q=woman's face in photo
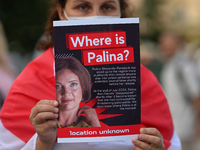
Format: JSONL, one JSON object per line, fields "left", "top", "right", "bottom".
{"left": 56, "top": 69, "right": 83, "bottom": 111}
{"left": 59, "top": 0, "right": 121, "bottom": 20}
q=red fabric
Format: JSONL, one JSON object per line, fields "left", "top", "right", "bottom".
{"left": 0, "top": 48, "right": 56, "bottom": 142}
{"left": 0, "top": 47, "right": 173, "bottom": 149}
{"left": 140, "top": 66, "right": 174, "bottom": 149}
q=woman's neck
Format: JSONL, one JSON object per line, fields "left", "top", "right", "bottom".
{"left": 58, "top": 109, "right": 79, "bottom": 127}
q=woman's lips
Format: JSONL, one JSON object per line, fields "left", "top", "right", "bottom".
{"left": 62, "top": 99, "right": 73, "bottom": 103}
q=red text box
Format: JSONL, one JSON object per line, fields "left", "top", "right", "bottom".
{"left": 67, "top": 31, "right": 127, "bottom": 50}
{"left": 57, "top": 124, "right": 141, "bottom": 138}
{"left": 82, "top": 47, "right": 134, "bottom": 66}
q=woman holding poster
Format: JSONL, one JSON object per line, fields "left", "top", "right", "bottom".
{"left": 55, "top": 57, "right": 100, "bottom": 128}
{"left": 0, "top": 0, "right": 181, "bottom": 150}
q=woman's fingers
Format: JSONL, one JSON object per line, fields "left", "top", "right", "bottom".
{"left": 29, "top": 100, "right": 59, "bottom": 130}
{"left": 30, "top": 100, "right": 58, "bottom": 120}
{"left": 34, "top": 112, "right": 58, "bottom": 124}
{"left": 139, "top": 134, "right": 162, "bottom": 146}
{"left": 139, "top": 128, "right": 164, "bottom": 147}
{"left": 29, "top": 100, "right": 59, "bottom": 145}
{"left": 132, "top": 128, "right": 165, "bottom": 150}
{"left": 77, "top": 105, "right": 91, "bottom": 116}
{"left": 140, "top": 128, "right": 163, "bottom": 139}
{"left": 132, "top": 138, "right": 163, "bottom": 150}
{"left": 36, "top": 119, "right": 58, "bottom": 133}
{"left": 132, "top": 138, "right": 152, "bottom": 150}
{"left": 78, "top": 105, "right": 100, "bottom": 127}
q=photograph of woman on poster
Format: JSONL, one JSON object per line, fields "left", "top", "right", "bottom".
{"left": 55, "top": 57, "right": 101, "bottom": 128}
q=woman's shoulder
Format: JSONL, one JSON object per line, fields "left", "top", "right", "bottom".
{"left": 140, "top": 64, "right": 158, "bottom": 83}
{"left": 140, "top": 64, "right": 163, "bottom": 92}
{"left": 140, "top": 64, "right": 164, "bottom": 100}
{"left": 16, "top": 47, "right": 54, "bottom": 81}
{"left": 79, "top": 119, "right": 90, "bottom": 127}
{"left": 9, "top": 47, "right": 56, "bottom": 101}
{"left": 74, "top": 117, "right": 90, "bottom": 128}
{"left": 27, "top": 47, "right": 54, "bottom": 71}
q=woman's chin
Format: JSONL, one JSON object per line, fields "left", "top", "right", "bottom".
{"left": 63, "top": 106, "right": 79, "bottom": 112}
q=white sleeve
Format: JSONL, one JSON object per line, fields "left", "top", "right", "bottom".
{"left": 168, "top": 129, "right": 182, "bottom": 150}
{"left": 20, "top": 133, "right": 37, "bottom": 150}
{"left": 0, "top": 119, "right": 37, "bottom": 150}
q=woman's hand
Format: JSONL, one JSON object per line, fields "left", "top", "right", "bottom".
{"left": 78, "top": 105, "right": 101, "bottom": 127}
{"left": 29, "top": 100, "right": 59, "bottom": 150}
{"left": 132, "top": 128, "right": 165, "bottom": 150}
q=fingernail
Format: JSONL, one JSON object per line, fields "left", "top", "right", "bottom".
{"left": 54, "top": 107, "right": 59, "bottom": 112}
{"left": 53, "top": 101, "right": 58, "bottom": 106}
{"left": 54, "top": 114, "right": 58, "bottom": 118}
{"left": 132, "top": 139, "right": 137, "bottom": 144}
{"left": 140, "top": 128, "right": 144, "bottom": 133}
{"left": 139, "top": 134, "right": 144, "bottom": 140}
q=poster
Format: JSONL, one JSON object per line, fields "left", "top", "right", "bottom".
{"left": 53, "top": 18, "right": 141, "bottom": 143}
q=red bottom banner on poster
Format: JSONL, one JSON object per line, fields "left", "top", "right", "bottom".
{"left": 57, "top": 124, "right": 141, "bottom": 143}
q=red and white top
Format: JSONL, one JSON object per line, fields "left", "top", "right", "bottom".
{"left": 0, "top": 47, "right": 181, "bottom": 150}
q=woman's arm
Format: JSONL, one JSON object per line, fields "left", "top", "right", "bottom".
{"left": 29, "top": 100, "right": 59, "bottom": 150}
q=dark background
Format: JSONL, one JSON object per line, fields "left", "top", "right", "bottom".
{"left": 0, "top": 0, "right": 49, "bottom": 55}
